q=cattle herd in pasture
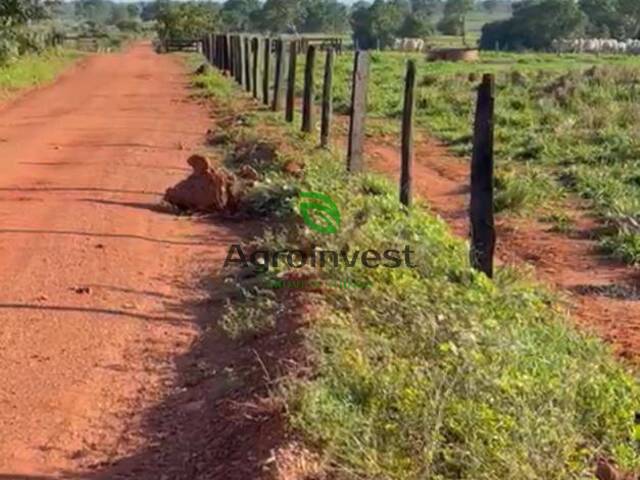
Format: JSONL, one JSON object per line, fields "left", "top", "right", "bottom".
{"left": 552, "top": 38, "right": 640, "bottom": 54}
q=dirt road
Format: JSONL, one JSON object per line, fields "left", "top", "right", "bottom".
{"left": 0, "top": 43, "right": 244, "bottom": 477}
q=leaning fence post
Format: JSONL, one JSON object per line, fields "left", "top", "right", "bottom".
{"left": 244, "top": 36, "right": 252, "bottom": 92}
{"left": 469, "top": 73, "right": 496, "bottom": 278}
{"left": 301, "top": 45, "right": 316, "bottom": 133}
{"left": 285, "top": 41, "right": 297, "bottom": 122}
{"left": 400, "top": 60, "right": 416, "bottom": 207}
{"left": 320, "top": 48, "right": 334, "bottom": 147}
{"left": 272, "top": 39, "right": 285, "bottom": 111}
{"left": 346, "top": 50, "right": 370, "bottom": 172}
{"left": 252, "top": 37, "right": 260, "bottom": 99}
{"left": 262, "top": 37, "right": 271, "bottom": 105}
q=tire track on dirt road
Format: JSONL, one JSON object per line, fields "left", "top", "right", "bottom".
{"left": 0, "top": 43, "right": 265, "bottom": 478}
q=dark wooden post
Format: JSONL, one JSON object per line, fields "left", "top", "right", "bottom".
{"left": 238, "top": 36, "right": 246, "bottom": 87}
{"left": 212, "top": 34, "right": 218, "bottom": 65}
{"left": 219, "top": 35, "right": 225, "bottom": 69}
{"left": 225, "top": 34, "right": 232, "bottom": 74}
{"left": 400, "top": 60, "right": 416, "bottom": 207}
{"left": 244, "top": 36, "right": 252, "bottom": 92}
{"left": 346, "top": 51, "right": 370, "bottom": 172}
{"left": 231, "top": 36, "right": 237, "bottom": 79}
{"left": 469, "top": 74, "right": 496, "bottom": 278}
{"left": 252, "top": 37, "right": 260, "bottom": 99}
{"left": 320, "top": 48, "right": 334, "bottom": 147}
{"left": 262, "top": 37, "right": 271, "bottom": 105}
{"left": 301, "top": 45, "right": 316, "bottom": 133}
{"left": 285, "top": 41, "right": 297, "bottom": 122}
{"left": 203, "top": 36, "right": 209, "bottom": 62}
{"left": 272, "top": 39, "right": 285, "bottom": 111}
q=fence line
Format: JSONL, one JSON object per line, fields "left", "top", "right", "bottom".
{"left": 198, "top": 33, "right": 497, "bottom": 278}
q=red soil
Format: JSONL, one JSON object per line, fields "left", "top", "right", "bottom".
{"left": 366, "top": 135, "right": 640, "bottom": 359}
{"left": 0, "top": 43, "right": 288, "bottom": 478}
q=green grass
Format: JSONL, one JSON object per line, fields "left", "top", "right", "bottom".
{"left": 193, "top": 66, "right": 640, "bottom": 480}
{"left": 0, "top": 49, "right": 81, "bottom": 100}
{"left": 282, "top": 49, "right": 640, "bottom": 263}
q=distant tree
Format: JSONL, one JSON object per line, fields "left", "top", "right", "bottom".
{"left": 299, "top": 0, "right": 349, "bottom": 33}
{"left": 1, "top": 0, "right": 50, "bottom": 26}
{"left": 369, "top": 0, "right": 407, "bottom": 48}
{"left": 74, "top": 0, "right": 112, "bottom": 25}
{"left": 350, "top": 1, "right": 375, "bottom": 48}
{"left": 257, "top": 0, "right": 303, "bottom": 32}
{"left": 617, "top": 0, "right": 640, "bottom": 38}
{"left": 579, "top": 0, "right": 625, "bottom": 38}
{"left": 480, "top": 0, "right": 585, "bottom": 50}
{"left": 155, "top": 1, "right": 220, "bottom": 41}
{"left": 141, "top": 1, "right": 161, "bottom": 22}
{"left": 410, "top": 0, "right": 441, "bottom": 16}
{"left": 481, "top": 0, "right": 499, "bottom": 14}
{"left": 397, "top": 14, "right": 433, "bottom": 37}
{"left": 437, "top": 0, "right": 473, "bottom": 43}
{"left": 221, "top": 0, "right": 260, "bottom": 31}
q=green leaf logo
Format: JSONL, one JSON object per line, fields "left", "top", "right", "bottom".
{"left": 299, "top": 191, "right": 341, "bottom": 235}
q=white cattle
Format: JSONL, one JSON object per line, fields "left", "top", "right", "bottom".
{"left": 553, "top": 38, "right": 640, "bottom": 55}
{"left": 393, "top": 37, "right": 426, "bottom": 52}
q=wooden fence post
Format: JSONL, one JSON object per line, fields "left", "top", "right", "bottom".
{"left": 244, "top": 36, "right": 252, "bottom": 92}
{"left": 262, "top": 37, "right": 271, "bottom": 105}
{"left": 469, "top": 73, "right": 496, "bottom": 278}
{"left": 216, "top": 34, "right": 222, "bottom": 68}
{"left": 320, "top": 48, "right": 334, "bottom": 147}
{"left": 272, "top": 39, "right": 285, "bottom": 111}
{"left": 400, "top": 60, "right": 416, "bottom": 207}
{"left": 301, "top": 45, "right": 316, "bottom": 133}
{"left": 346, "top": 50, "right": 370, "bottom": 172}
{"left": 225, "top": 34, "right": 232, "bottom": 74}
{"left": 252, "top": 37, "right": 260, "bottom": 99}
{"left": 229, "top": 35, "right": 236, "bottom": 80}
{"left": 285, "top": 41, "right": 297, "bottom": 122}
{"left": 238, "top": 36, "right": 246, "bottom": 87}
{"left": 214, "top": 33, "right": 218, "bottom": 66}
{"left": 203, "top": 36, "right": 209, "bottom": 62}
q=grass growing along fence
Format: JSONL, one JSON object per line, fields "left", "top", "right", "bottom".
{"left": 191, "top": 62, "right": 640, "bottom": 480}
{"left": 0, "top": 49, "right": 81, "bottom": 101}
{"left": 313, "top": 51, "right": 640, "bottom": 265}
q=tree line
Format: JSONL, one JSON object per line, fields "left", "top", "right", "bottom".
{"left": 480, "top": 0, "right": 640, "bottom": 50}
{"left": 154, "top": 0, "right": 509, "bottom": 46}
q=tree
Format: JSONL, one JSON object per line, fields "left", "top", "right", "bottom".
{"left": 299, "top": 0, "right": 349, "bottom": 33}
{"left": 350, "top": 1, "right": 375, "bottom": 49}
{"left": 221, "top": 0, "right": 260, "bottom": 31}
{"left": 257, "top": 0, "right": 304, "bottom": 33}
{"left": 579, "top": 0, "right": 626, "bottom": 38}
{"left": 397, "top": 14, "right": 434, "bottom": 37}
{"left": 410, "top": 0, "right": 441, "bottom": 16}
{"left": 155, "top": 1, "right": 220, "bottom": 42}
{"left": 369, "top": 0, "right": 407, "bottom": 48}
{"left": 480, "top": 0, "right": 585, "bottom": 51}
{"left": 437, "top": 0, "right": 473, "bottom": 43}
{"left": 481, "top": 0, "right": 499, "bottom": 14}
{"left": 1, "top": 0, "right": 49, "bottom": 26}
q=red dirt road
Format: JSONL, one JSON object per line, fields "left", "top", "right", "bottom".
{"left": 0, "top": 43, "right": 242, "bottom": 477}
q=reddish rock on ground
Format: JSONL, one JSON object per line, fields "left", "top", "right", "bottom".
{"left": 164, "top": 154, "right": 244, "bottom": 213}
